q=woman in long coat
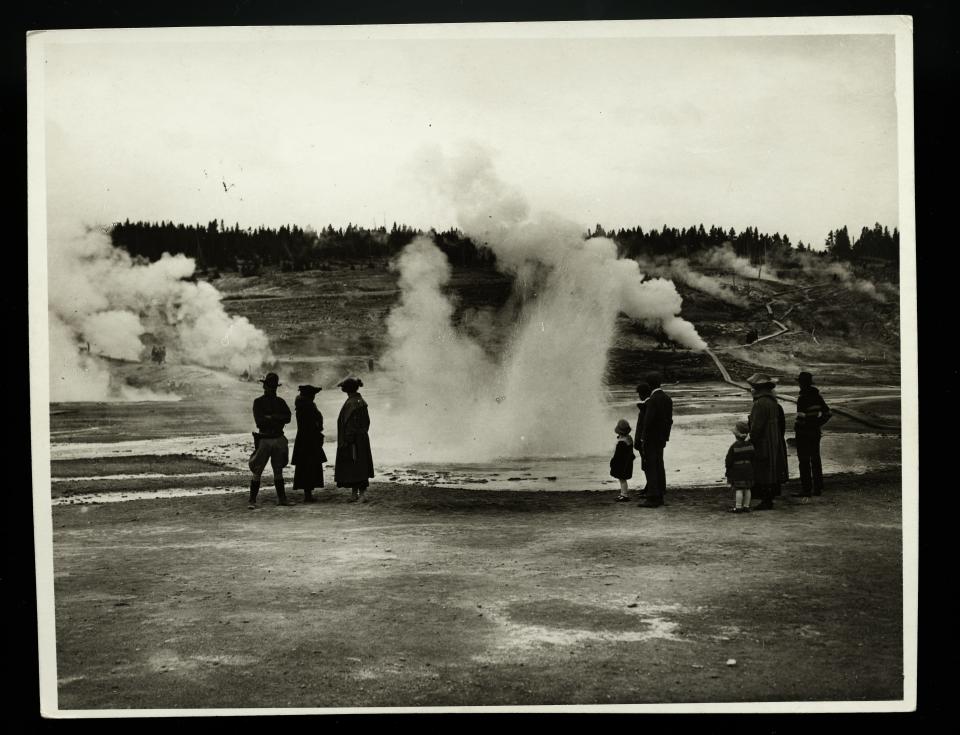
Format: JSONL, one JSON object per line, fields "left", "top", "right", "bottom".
{"left": 747, "top": 373, "right": 788, "bottom": 510}
{"left": 292, "top": 385, "right": 327, "bottom": 503}
{"left": 334, "top": 377, "right": 375, "bottom": 502}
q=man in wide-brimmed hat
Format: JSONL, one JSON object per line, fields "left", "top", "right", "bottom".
{"left": 792, "top": 371, "right": 832, "bottom": 497}
{"left": 292, "top": 384, "right": 326, "bottom": 503}
{"left": 248, "top": 372, "right": 294, "bottom": 508}
{"left": 746, "top": 373, "right": 788, "bottom": 510}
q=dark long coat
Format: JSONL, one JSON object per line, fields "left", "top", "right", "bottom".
{"left": 749, "top": 390, "right": 789, "bottom": 487}
{"left": 636, "top": 400, "right": 648, "bottom": 470}
{"left": 641, "top": 390, "right": 673, "bottom": 447}
{"left": 609, "top": 435, "right": 636, "bottom": 480}
{"left": 334, "top": 393, "right": 375, "bottom": 488}
{"left": 725, "top": 438, "right": 756, "bottom": 488}
{"left": 292, "top": 395, "right": 327, "bottom": 490}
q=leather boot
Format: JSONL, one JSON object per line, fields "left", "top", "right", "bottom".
{"left": 275, "top": 477, "right": 295, "bottom": 506}
{"left": 303, "top": 488, "right": 315, "bottom": 503}
{"left": 248, "top": 479, "right": 260, "bottom": 509}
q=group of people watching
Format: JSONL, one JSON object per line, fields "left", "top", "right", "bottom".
{"left": 610, "top": 370, "right": 831, "bottom": 512}
{"left": 247, "top": 367, "right": 830, "bottom": 512}
{"left": 247, "top": 372, "right": 374, "bottom": 509}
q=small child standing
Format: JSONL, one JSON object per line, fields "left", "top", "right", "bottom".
{"left": 725, "top": 419, "right": 755, "bottom": 513}
{"left": 610, "top": 419, "right": 636, "bottom": 502}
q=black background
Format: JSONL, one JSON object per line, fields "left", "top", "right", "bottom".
{"left": 8, "top": 0, "right": 945, "bottom": 730}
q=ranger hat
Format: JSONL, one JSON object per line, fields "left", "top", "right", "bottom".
{"left": 745, "top": 373, "right": 778, "bottom": 387}
{"left": 259, "top": 372, "right": 281, "bottom": 387}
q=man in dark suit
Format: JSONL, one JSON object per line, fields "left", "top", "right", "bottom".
{"left": 638, "top": 372, "right": 673, "bottom": 508}
{"left": 792, "top": 371, "right": 832, "bottom": 497}
{"left": 634, "top": 382, "right": 651, "bottom": 497}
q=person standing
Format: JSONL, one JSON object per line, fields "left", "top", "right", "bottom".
{"left": 725, "top": 419, "right": 755, "bottom": 513}
{"left": 248, "top": 372, "right": 293, "bottom": 509}
{"left": 334, "top": 377, "right": 375, "bottom": 502}
{"left": 638, "top": 373, "right": 672, "bottom": 508}
{"left": 292, "top": 385, "right": 327, "bottom": 503}
{"left": 792, "top": 371, "right": 832, "bottom": 497}
{"left": 611, "top": 419, "right": 636, "bottom": 502}
{"left": 746, "top": 373, "right": 786, "bottom": 511}
{"left": 634, "top": 382, "right": 651, "bottom": 497}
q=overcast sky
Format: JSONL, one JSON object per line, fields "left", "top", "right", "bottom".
{"left": 38, "top": 25, "right": 901, "bottom": 248}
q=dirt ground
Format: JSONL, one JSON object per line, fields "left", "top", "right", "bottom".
{"left": 51, "top": 468, "right": 903, "bottom": 710}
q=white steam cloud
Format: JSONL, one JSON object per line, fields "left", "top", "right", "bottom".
{"left": 820, "top": 260, "right": 893, "bottom": 303}
{"left": 48, "top": 224, "right": 273, "bottom": 402}
{"left": 699, "top": 243, "right": 897, "bottom": 303}
{"left": 702, "top": 242, "right": 781, "bottom": 282}
{"left": 378, "top": 145, "right": 705, "bottom": 460}
{"left": 636, "top": 255, "right": 748, "bottom": 307}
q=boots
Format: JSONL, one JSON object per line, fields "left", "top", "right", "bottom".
{"left": 275, "top": 477, "right": 295, "bottom": 506}
{"left": 303, "top": 488, "right": 316, "bottom": 503}
{"left": 248, "top": 479, "right": 260, "bottom": 509}
{"left": 348, "top": 488, "right": 359, "bottom": 503}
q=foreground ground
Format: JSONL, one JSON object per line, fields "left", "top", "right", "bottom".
{"left": 51, "top": 468, "right": 903, "bottom": 710}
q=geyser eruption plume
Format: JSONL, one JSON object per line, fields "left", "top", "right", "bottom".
{"left": 430, "top": 144, "right": 706, "bottom": 352}
{"left": 378, "top": 145, "right": 705, "bottom": 461}
{"left": 48, "top": 224, "right": 273, "bottom": 402}
{"left": 382, "top": 235, "right": 497, "bottom": 446}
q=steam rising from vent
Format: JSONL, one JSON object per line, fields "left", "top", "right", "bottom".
{"left": 48, "top": 225, "right": 273, "bottom": 402}
{"left": 818, "top": 260, "right": 895, "bottom": 303}
{"left": 703, "top": 242, "right": 781, "bottom": 282}
{"left": 636, "top": 255, "right": 748, "bottom": 307}
{"left": 378, "top": 146, "right": 705, "bottom": 460}
{"left": 695, "top": 242, "right": 897, "bottom": 303}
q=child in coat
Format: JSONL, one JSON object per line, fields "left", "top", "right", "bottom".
{"left": 610, "top": 419, "right": 636, "bottom": 502}
{"left": 725, "top": 419, "right": 755, "bottom": 513}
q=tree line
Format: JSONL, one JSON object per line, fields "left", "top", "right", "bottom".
{"left": 109, "top": 218, "right": 899, "bottom": 274}
{"left": 824, "top": 224, "right": 900, "bottom": 263}
{"left": 109, "top": 219, "right": 496, "bottom": 274}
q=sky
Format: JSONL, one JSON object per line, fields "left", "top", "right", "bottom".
{"left": 37, "top": 24, "right": 901, "bottom": 249}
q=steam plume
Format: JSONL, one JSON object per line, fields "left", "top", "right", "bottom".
{"left": 820, "top": 260, "right": 891, "bottom": 303}
{"left": 48, "top": 224, "right": 273, "bottom": 402}
{"left": 702, "top": 242, "right": 781, "bottom": 282}
{"left": 636, "top": 255, "right": 748, "bottom": 307}
{"left": 378, "top": 145, "right": 705, "bottom": 460}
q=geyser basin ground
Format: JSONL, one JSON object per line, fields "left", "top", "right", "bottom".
{"left": 48, "top": 381, "right": 901, "bottom": 502}
{"left": 50, "top": 469, "right": 902, "bottom": 708}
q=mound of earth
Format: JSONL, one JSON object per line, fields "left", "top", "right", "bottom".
{"left": 108, "top": 360, "right": 254, "bottom": 399}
